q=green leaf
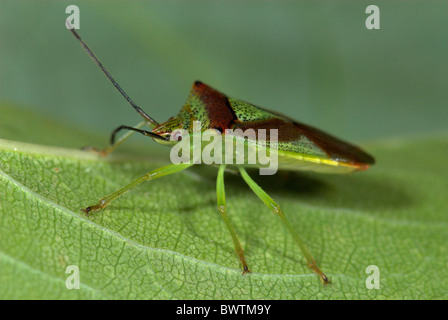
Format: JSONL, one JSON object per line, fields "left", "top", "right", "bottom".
{"left": 1, "top": 103, "right": 447, "bottom": 299}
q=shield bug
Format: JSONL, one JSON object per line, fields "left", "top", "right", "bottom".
{"left": 68, "top": 26, "right": 374, "bottom": 284}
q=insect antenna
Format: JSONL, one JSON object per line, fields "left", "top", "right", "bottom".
{"left": 66, "top": 22, "right": 160, "bottom": 128}
{"left": 110, "top": 125, "right": 169, "bottom": 143}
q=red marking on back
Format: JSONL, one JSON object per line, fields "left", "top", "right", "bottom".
{"left": 295, "top": 121, "right": 375, "bottom": 166}
{"left": 189, "top": 81, "right": 374, "bottom": 167}
{"left": 234, "top": 118, "right": 375, "bottom": 166}
{"left": 192, "top": 81, "right": 237, "bottom": 131}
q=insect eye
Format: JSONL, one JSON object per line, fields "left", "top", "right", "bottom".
{"left": 171, "top": 130, "right": 183, "bottom": 141}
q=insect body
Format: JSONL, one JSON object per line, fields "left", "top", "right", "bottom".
{"left": 152, "top": 81, "right": 374, "bottom": 174}
{"left": 69, "top": 27, "right": 374, "bottom": 284}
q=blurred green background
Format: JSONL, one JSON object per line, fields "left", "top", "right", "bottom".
{"left": 0, "top": 0, "right": 447, "bottom": 147}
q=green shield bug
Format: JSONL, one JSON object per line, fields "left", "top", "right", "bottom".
{"left": 68, "top": 26, "right": 374, "bottom": 285}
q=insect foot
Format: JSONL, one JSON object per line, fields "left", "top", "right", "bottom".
{"left": 304, "top": 258, "right": 330, "bottom": 285}
{"left": 81, "top": 146, "right": 109, "bottom": 157}
{"left": 242, "top": 266, "right": 251, "bottom": 275}
{"left": 81, "top": 199, "right": 107, "bottom": 216}
{"left": 321, "top": 273, "right": 330, "bottom": 285}
{"left": 309, "top": 264, "right": 330, "bottom": 285}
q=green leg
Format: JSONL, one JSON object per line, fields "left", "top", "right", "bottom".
{"left": 238, "top": 167, "right": 329, "bottom": 284}
{"left": 83, "top": 120, "right": 148, "bottom": 157}
{"left": 82, "top": 163, "right": 193, "bottom": 215}
{"left": 217, "top": 165, "right": 250, "bottom": 274}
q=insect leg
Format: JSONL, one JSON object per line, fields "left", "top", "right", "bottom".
{"left": 83, "top": 120, "right": 149, "bottom": 157}
{"left": 238, "top": 167, "right": 329, "bottom": 284}
{"left": 217, "top": 165, "right": 250, "bottom": 274}
{"left": 216, "top": 164, "right": 250, "bottom": 274}
{"left": 82, "top": 163, "right": 193, "bottom": 215}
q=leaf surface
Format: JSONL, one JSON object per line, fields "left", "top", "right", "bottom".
{"left": 1, "top": 103, "right": 447, "bottom": 299}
